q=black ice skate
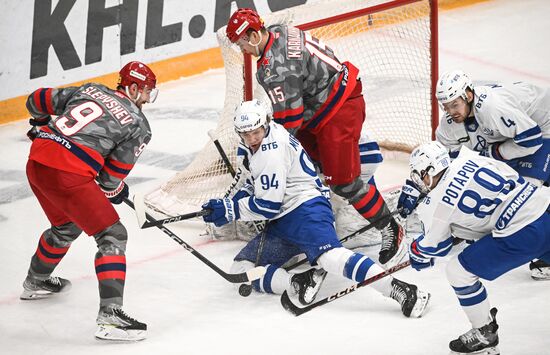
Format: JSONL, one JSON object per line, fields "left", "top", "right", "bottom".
{"left": 389, "top": 278, "right": 430, "bottom": 318}
{"left": 379, "top": 218, "right": 405, "bottom": 265}
{"left": 529, "top": 259, "right": 550, "bottom": 281}
{"left": 291, "top": 268, "right": 327, "bottom": 305}
{"left": 449, "top": 308, "right": 499, "bottom": 355}
{"left": 20, "top": 276, "right": 72, "bottom": 300}
{"left": 95, "top": 305, "right": 147, "bottom": 341}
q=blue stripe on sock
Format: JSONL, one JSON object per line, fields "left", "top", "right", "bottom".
{"left": 354, "top": 257, "right": 375, "bottom": 282}
{"left": 344, "top": 253, "right": 375, "bottom": 281}
{"left": 262, "top": 264, "right": 279, "bottom": 294}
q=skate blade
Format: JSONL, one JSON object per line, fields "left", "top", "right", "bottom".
{"left": 20, "top": 288, "right": 69, "bottom": 300}
{"left": 449, "top": 346, "right": 499, "bottom": 355}
{"left": 95, "top": 325, "right": 146, "bottom": 341}
{"left": 382, "top": 241, "right": 408, "bottom": 269}
{"left": 409, "top": 291, "right": 431, "bottom": 318}
{"left": 20, "top": 290, "right": 53, "bottom": 300}
{"left": 531, "top": 271, "right": 550, "bottom": 281}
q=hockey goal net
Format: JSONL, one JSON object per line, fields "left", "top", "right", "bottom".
{"left": 145, "top": 0, "right": 438, "bottom": 217}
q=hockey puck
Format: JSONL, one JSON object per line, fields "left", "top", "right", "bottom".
{"left": 238, "top": 283, "right": 252, "bottom": 297}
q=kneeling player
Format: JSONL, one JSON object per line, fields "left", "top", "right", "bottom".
{"left": 201, "top": 100, "right": 430, "bottom": 317}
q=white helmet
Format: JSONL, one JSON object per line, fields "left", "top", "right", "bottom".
{"left": 409, "top": 141, "right": 450, "bottom": 193}
{"left": 435, "top": 70, "right": 473, "bottom": 104}
{"left": 234, "top": 99, "right": 269, "bottom": 133}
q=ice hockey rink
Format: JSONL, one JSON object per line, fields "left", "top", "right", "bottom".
{"left": 1, "top": 0, "right": 549, "bottom": 354}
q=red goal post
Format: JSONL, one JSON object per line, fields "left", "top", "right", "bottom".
{"left": 144, "top": 0, "right": 439, "bottom": 216}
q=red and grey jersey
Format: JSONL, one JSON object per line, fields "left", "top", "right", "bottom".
{"left": 256, "top": 25, "right": 360, "bottom": 135}
{"left": 26, "top": 83, "right": 151, "bottom": 190}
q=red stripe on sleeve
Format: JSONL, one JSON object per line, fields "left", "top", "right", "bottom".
{"left": 44, "top": 88, "right": 54, "bottom": 114}
{"left": 273, "top": 106, "right": 304, "bottom": 119}
{"left": 33, "top": 90, "right": 45, "bottom": 113}
{"left": 283, "top": 119, "right": 304, "bottom": 129}
{"left": 107, "top": 158, "right": 134, "bottom": 171}
{"left": 103, "top": 165, "right": 128, "bottom": 180}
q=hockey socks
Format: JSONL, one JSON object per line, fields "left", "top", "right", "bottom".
{"left": 95, "top": 254, "right": 126, "bottom": 307}
{"left": 351, "top": 184, "right": 390, "bottom": 227}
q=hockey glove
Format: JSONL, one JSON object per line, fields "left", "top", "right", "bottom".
{"left": 397, "top": 179, "right": 422, "bottom": 218}
{"left": 27, "top": 127, "right": 39, "bottom": 141}
{"left": 29, "top": 115, "right": 51, "bottom": 127}
{"left": 409, "top": 239, "right": 434, "bottom": 271}
{"left": 202, "top": 198, "right": 240, "bottom": 227}
{"left": 479, "top": 143, "right": 504, "bottom": 161}
{"left": 100, "top": 181, "right": 129, "bottom": 205}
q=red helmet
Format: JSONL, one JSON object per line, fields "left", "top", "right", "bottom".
{"left": 226, "top": 8, "right": 264, "bottom": 43}
{"left": 118, "top": 61, "right": 157, "bottom": 90}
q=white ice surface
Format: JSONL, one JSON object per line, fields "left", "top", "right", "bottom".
{"left": 1, "top": 1, "right": 549, "bottom": 354}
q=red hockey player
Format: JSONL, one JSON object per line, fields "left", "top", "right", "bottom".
{"left": 21, "top": 61, "right": 157, "bottom": 341}
{"left": 226, "top": 8, "right": 404, "bottom": 264}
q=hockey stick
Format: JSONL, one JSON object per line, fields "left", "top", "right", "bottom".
{"left": 208, "top": 129, "right": 267, "bottom": 296}
{"left": 208, "top": 130, "right": 236, "bottom": 176}
{"left": 133, "top": 193, "right": 211, "bottom": 228}
{"left": 281, "top": 260, "right": 411, "bottom": 316}
{"left": 124, "top": 197, "right": 266, "bottom": 283}
{"left": 207, "top": 129, "right": 265, "bottom": 242}
{"left": 284, "top": 208, "right": 402, "bottom": 272}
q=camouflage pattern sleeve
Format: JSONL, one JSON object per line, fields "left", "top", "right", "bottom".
{"left": 96, "top": 116, "right": 152, "bottom": 190}
{"left": 26, "top": 87, "right": 81, "bottom": 119}
{"left": 257, "top": 25, "right": 351, "bottom": 136}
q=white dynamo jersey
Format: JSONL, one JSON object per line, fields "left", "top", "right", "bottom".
{"left": 416, "top": 147, "right": 550, "bottom": 249}
{"left": 436, "top": 82, "right": 550, "bottom": 159}
{"left": 235, "top": 122, "right": 327, "bottom": 221}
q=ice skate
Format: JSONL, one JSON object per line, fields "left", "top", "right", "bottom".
{"left": 291, "top": 268, "right": 327, "bottom": 305}
{"left": 449, "top": 308, "right": 499, "bottom": 355}
{"left": 379, "top": 218, "right": 405, "bottom": 265}
{"left": 529, "top": 259, "right": 550, "bottom": 281}
{"left": 95, "top": 305, "right": 147, "bottom": 341}
{"left": 390, "top": 278, "right": 430, "bottom": 318}
{"left": 20, "top": 276, "right": 72, "bottom": 300}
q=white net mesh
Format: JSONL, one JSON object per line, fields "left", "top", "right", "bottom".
{"left": 145, "top": 0, "right": 435, "bottom": 216}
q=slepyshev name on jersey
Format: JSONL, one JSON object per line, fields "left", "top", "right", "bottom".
{"left": 81, "top": 86, "right": 133, "bottom": 125}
